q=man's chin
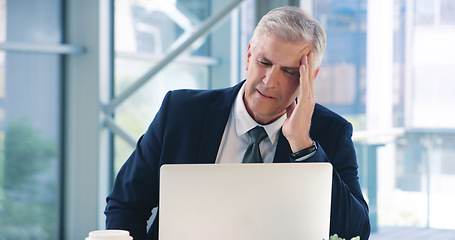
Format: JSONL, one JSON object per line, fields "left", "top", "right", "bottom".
{"left": 250, "top": 109, "right": 285, "bottom": 125}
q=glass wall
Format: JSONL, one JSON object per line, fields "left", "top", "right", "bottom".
{"left": 314, "top": 0, "right": 367, "bottom": 129}
{"left": 112, "top": 0, "right": 235, "bottom": 175}
{"left": 314, "top": 0, "right": 455, "bottom": 232}
{"left": 0, "top": 0, "right": 62, "bottom": 239}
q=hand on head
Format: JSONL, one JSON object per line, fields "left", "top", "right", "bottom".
{"left": 282, "top": 52, "right": 319, "bottom": 152}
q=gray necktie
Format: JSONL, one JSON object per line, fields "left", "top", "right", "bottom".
{"left": 242, "top": 126, "right": 268, "bottom": 163}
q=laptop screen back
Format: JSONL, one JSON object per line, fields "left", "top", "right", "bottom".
{"left": 159, "top": 163, "right": 332, "bottom": 240}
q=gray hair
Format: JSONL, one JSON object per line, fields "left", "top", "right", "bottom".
{"left": 250, "top": 6, "right": 326, "bottom": 68}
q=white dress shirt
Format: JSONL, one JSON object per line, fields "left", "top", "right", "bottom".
{"left": 216, "top": 84, "right": 286, "bottom": 164}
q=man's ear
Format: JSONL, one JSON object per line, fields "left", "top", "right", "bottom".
{"left": 245, "top": 42, "right": 252, "bottom": 71}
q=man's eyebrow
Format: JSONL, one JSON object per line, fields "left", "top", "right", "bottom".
{"left": 282, "top": 66, "right": 300, "bottom": 72}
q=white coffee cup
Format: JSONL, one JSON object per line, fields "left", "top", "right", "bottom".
{"left": 85, "top": 230, "right": 133, "bottom": 240}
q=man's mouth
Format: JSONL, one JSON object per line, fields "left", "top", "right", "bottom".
{"left": 257, "top": 89, "right": 274, "bottom": 99}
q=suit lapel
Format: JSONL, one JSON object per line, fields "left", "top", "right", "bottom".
{"left": 197, "top": 82, "right": 244, "bottom": 163}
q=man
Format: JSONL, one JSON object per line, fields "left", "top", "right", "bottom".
{"left": 105, "top": 6, "right": 370, "bottom": 240}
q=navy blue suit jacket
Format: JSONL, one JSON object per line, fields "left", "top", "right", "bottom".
{"left": 105, "top": 81, "right": 370, "bottom": 240}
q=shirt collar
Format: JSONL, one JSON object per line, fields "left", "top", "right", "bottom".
{"left": 233, "top": 83, "right": 286, "bottom": 144}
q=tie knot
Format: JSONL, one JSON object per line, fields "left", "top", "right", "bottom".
{"left": 247, "top": 126, "right": 267, "bottom": 144}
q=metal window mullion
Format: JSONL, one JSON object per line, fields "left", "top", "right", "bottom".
{"left": 103, "top": 117, "right": 137, "bottom": 147}
{"left": 116, "top": 51, "right": 219, "bottom": 66}
{"left": 0, "top": 42, "right": 84, "bottom": 54}
{"left": 102, "top": 0, "right": 245, "bottom": 115}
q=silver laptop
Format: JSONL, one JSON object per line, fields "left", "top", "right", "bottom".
{"left": 159, "top": 163, "right": 332, "bottom": 240}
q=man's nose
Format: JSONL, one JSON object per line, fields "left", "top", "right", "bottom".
{"left": 263, "top": 67, "right": 280, "bottom": 87}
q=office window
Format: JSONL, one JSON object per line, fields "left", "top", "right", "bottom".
{"left": 441, "top": 0, "right": 455, "bottom": 25}
{"left": 414, "top": 0, "right": 434, "bottom": 25}
{"left": 314, "top": 0, "right": 368, "bottom": 129}
{"left": 112, "top": 0, "right": 230, "bottom": 175}
{"left": 392, "top": 0, "right": 406, "bottom": 127}
{"left": 0, "top": 0, "right": 62, "bottom": 239}
{"left": 314, "top": 0, "right": 455, "bottom": 233}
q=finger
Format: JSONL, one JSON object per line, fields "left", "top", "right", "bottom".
{"left": 300, "top": 55, "right": 310, "bottom": 84}
{"left": 307, "top": 52, "right": 317, "bottom": 99}
{"left": 299, "top": 54, "right": 308, "bottom": 80}
{"left": 307, "top": 52, "right": 316, "bottom": 90}
{"left": 300, "top": 54, "right": 311, "bottom": 97}
{"left": 307, "top": 52, "right": 314, "bottom": 76}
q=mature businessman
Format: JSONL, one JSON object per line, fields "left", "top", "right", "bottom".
{"left": 105, "top": 6, "right": 370, "bottom": 240}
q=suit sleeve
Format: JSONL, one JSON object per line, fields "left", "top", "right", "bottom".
{"left": 299, "top": 122, "right": 370, "bottom": 240}
{"left": 104, "top": 91, "right": 172, "bottom": 240}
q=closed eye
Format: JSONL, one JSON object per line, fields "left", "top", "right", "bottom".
{"left": 283, "top": 68, "right": 299, "bottom": 75}
{"left": 258, "top": 60, "right": 272, "bottom": 66}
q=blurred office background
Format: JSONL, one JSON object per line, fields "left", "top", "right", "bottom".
{"left": 0, "top": 0, "right": 454, "bottom": 239}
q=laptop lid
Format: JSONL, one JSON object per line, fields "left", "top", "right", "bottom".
{"left": 159, "top": 163, "right": 332, "bottom": 240}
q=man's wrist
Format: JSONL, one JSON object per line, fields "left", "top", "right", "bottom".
{"left": 290, "top": 141, "right": 317, "bottom": 160}
{"left": 288, "top": 136, "right": 314, "bottom": 153}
